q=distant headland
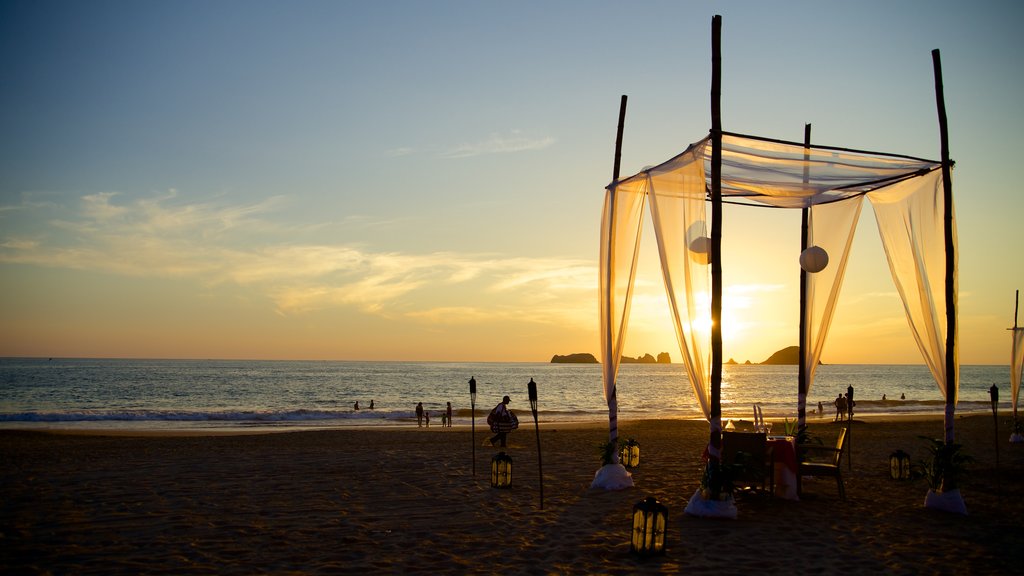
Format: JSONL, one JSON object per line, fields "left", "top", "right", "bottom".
{"left": 552, "top": 346, "right": 808, "bottom": 365}
{"left": 550, "top": 352, "right": 672, "bottom": 364}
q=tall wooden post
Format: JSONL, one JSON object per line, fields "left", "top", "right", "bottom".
{"left": 709, "top": 14, "right": 724, "bottom": 483}
{"left": 798, "top": 123, "right": 811, "bottom": 433}
{"left": 606, "top": 94, "right": 628, "bottom": 458}
{"left": 932, "top": 48, "right": 957, "bottom": 446}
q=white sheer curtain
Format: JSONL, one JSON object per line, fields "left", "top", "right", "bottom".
{"left": 1012, "top": 327, "right": 1024, "bottom": 418}
{"left": 599, "top": 181, "right": 647, "bottom": 456}
{"left": 799, "top": 197, "right": 864, "bottom": 427}
{"left": 646, "top": 143, "right": 713, "bottom": 419}
{"left": 868, "top": 170, "right": 958, "bottom": 435}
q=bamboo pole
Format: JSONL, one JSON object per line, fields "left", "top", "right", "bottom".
{"left": 709, "top": 14, "right": 724, "bottom": 481}
{"left": 932, "top": 48, "right": 957, "bottom": 446}
{"left": 798, "top": 123, "right": 811, "bottom": 433}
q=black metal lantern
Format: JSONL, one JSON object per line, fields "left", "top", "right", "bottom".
{"left": 620, "top": 438, "right": 641, "bottom": 469}
{"left": 491, "top": 451, "right": 512, "bottom": 488}
{"left": 889, "top": 449, "right": 911, "bottom": 480}
{"left": 630, "top": 496, "right": 668, "bottom": 556}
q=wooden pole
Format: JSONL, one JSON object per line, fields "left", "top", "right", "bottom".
{"left": 709, "top": 14, "right": 724, "bottom": 487}
{"left": 932, "top": 48, "right": 957, "bottom": 446}
{"left": 606, "top": 94, "right": 627, "bottom": 457}
{"left": 798, "top": 123, "right": 811, "bottom": 433}
{"left": 469, "top": 376, "right": 477, "bottom": 476}
{"left": 528, "top": 378, "right": 543, "bottom": 509}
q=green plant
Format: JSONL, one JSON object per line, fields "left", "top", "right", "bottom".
{"left": 699, "top": 459, "right": 737, "bottom": 501}
{"left": 919, "top": 437, "right": 973, "bottom": 492}
{"left": 598, "top": 440, "right": 617, "bottom": 466}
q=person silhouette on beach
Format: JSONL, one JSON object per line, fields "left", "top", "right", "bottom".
{"left": 882, "top": 394, "right": 886, "bottom": 401}
{"left": 425, "top": 411, "right": 430, "bottom": 427}
{"left": 416, "top": 402, "right": 424, "bottom": 427}
{"left": 488, "top": 395, "right": 517, "bottom": 447}
{"left": 369, "top": 399, "right": 374, "bottom": 409}
{"left": 834, "top": 394, "right": 847, "bottom": 422}
{"left": 818, "top": 400, "right": 824, "bottom": 417}
{"left": 900, "top": 393, "right": 905, "bottom": 400}
{"left": 354, "top": 401, "right": 359, "bottom": 410}
{"left": 446, "top": 401, "right": 453, "bottom": 428}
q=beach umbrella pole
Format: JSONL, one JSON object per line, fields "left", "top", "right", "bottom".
{"left": 528, "top": 378, "right": 544, "bottom": 509}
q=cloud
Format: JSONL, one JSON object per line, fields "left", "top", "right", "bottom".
{"left": 439, "top": 129, "right": 555, "bottom": 159}
{"left": 0, "top": 191, "right": 597, "bottom": 326}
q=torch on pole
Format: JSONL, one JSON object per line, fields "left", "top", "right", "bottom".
{"left": 846, "top": 385, "right": 855, "bottom": 472}
{"left": 990, "top": 384, "right": 1000, "bottom": 500}
{"left": 469, "top": 376, "right": 477, "bottom": 476}
{"left": 528, "top": 378, "right": 543, "bottom": 510}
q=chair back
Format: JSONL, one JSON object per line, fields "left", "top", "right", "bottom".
{"left": 831, "top": 428, "right": 847, "bottom": 466}
{"left": 722, "top": 431, "right": 768, "bottom": 464}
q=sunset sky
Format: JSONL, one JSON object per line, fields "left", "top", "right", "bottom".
{"left": 2, "top": 1, "right": 1022, "bottom": 364}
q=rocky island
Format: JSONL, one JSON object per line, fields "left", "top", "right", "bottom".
{"left": 550, "top": 352, "right": 672, "bottom": 364}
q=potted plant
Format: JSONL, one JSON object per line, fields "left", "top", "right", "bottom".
{"left": 684, "top": 458, "right": 738, "bottom": 519}
{"left": 920, "top": 437, "right": 972, "bottom": 514}
{"left": 588, "top": 439, "right": 633, "bottom": 490}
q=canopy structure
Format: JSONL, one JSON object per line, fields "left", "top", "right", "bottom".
{"left": 598, "top": 16, "right": 958, "bottom": 477}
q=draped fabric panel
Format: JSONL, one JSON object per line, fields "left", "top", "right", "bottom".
{"left": 646, "top": 143, "right": 713, "bottom": 419}
{"left": 799, "top": 197, "right": 864, "bottom": 428}
{"left": 867, "top": 170, "right": 958, "bottom": 407}
{"left": 599, "top": 182, "right": 647, "bottom": 455}
{"left": 1012, "top": 327, "right": 1024, "bottom": 418}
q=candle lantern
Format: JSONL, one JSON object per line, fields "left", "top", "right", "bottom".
{"left": 619, "top": 438, "right": 641, "bottom": 469}
{"left": 630, "top": 496, "right": 668, "bottom": 556}
{"left": 889, "top": 449, "right": 911, "bottom": 480}
{"left": 491, "top": 451, "right": 513, "bottom": 488}
{"left": 799, "top": 245, "right": 829, "bottom": 273}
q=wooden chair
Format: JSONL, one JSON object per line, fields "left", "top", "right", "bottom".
{"left": 797, "top": 427, "right": 847, "bottom": 499}
{"left": 722, "top": 431, "right": 775, "bottom": 496}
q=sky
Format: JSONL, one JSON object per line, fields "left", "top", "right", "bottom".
{"left": 1, "top": 0, "right": 1022, "bottom": 364}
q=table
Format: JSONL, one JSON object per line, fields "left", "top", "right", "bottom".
{"left": 768, "top": 436, "right": 799, "bottom": 500}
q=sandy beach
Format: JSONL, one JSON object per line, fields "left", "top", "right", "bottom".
{"left": 3, "top": 414, "right": 1023, "bottom": 575}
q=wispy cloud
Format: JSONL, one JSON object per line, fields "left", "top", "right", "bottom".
{"left": 439, "top": 129, "right": 555, "bottom": 159}
{"left": 0, "top": 192, "right": 596, "bottom": 325}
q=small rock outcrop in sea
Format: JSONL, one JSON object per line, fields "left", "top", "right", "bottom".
{"left": 620, "top": 353, "right": 672, "bottom": 364}
{"left": 551, "top": 353, "right": 599, "bottom": 364}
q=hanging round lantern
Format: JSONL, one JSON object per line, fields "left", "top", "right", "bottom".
{"left": 799, "top": 245, "right": 829, "bottom": 273}
{"left": 630, "top": 496, "right": 668, "bottom": 556}
{"left": 491, "top": 451, "right": 513, "bottom": 488}
{"left": 689, "top": 235, "right": 711, "bottom": 265}
{"left": 889, "top": 449, "right": 911, "bottom": 480}
{"left": 619, "top": 438, "right": 641, "bottom": 469}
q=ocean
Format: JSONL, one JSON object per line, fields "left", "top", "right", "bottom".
{"left": 0, "top": 358, "right": 1011, "bottom": 433}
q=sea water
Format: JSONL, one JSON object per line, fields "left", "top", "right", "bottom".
{"left": 0, "top": 358, "right": 1011, "bottom": 432}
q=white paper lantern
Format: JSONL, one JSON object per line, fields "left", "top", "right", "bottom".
{"left": 799, "top": 245, "right": 829, "bottom": 273}
{"left": 689, "top": 236, "right": 711, "bottom": 264}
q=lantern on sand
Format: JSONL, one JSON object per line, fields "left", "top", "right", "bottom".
{"left": 491, "top": 452, "right": 512, "bottom": 488}
{"left": 799, "top": 245, "right": 829, "bottom": 273}
{"left": 630, "top": 496, "right": 668, "bottom": 556}
{"left": 889, "top": 449, "right": 911, "bottom": 480}
{"left": 619, "top": 438, "right": 641, "bottom": 469}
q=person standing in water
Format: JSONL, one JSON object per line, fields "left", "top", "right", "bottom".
{"left": 415, "top": 402, "right": 424, "bottom": 427}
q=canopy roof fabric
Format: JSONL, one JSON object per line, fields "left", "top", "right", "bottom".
{"left": 613, "top": 133, "right": 942, "bottom": 208}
